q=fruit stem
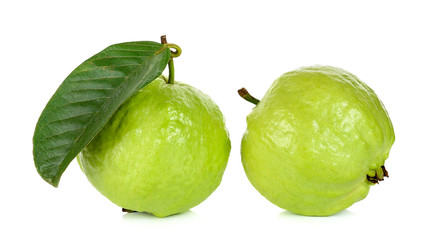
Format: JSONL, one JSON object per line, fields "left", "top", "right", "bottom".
{"left": 160, "top": 35, "right": 182, "bottom": 85}
{"left": 238, "top": 88, "right": 260, "bottom": 105}
{"left": 168, "top": 58, "right": 175, "bottom": 84}
{"left": 161, "top": 35, "right": 168, "bottom": 44}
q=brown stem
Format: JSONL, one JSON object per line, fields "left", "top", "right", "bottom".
{"left": 122, "top": 208, "right": 136, "bottom": 213}
{"left": 160, "top": 35, "right": 167, "bottom": 44}
{"left": 160, "top": 35, "right": 175, "bottom": 84}
{"left": 238, "top": 88, "right": 260, "bottom": 105}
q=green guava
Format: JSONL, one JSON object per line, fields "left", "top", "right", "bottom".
{"left": 241, "top": 65, "right": 395, "bottom": 216}
{"left": 77, "top": 76, "right": 231, "bottom": 217}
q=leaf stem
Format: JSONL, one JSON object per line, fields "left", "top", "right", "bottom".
{"left": 238, "top": 88, "right": 260, "bottom": 105}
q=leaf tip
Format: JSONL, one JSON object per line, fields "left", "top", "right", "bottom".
{"left": 47, "top": 178, "right": 60, "bottom": 188}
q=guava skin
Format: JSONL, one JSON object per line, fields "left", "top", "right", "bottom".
{"left": 241, "top": 65, "right": 394, "bottom": 216}
{"left": 78, "top": 76, "right": 231, "bottom": 217}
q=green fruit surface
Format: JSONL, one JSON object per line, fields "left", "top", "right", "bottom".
{"left": 241, "top": 65, "right": 394, "bottom": 216}
{"left": 78, "top": 76, "right": 231, "bottom": 217}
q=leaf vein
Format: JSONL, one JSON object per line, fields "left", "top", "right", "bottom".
{"left": 89, "top": 56, "right": 144, "bottom": 62}
{"left": 69, "top": 88, "right": 116, "bottom": 93}
{"left": 70, "top": 76, "right": 125, "bottom": 83}
{"left": 43, "top": 153, "right": 69, "bottom": 162}
{"left": 41, "top": 142, "right": 75, "bottom": 152}
{"left": 38, "top": 112, "right": 95, "bottom": 131}
{"left": 109, "top": 49, "right": 155, "bottom": 53}
{"left": 36, "top": 127, "right": 86, "bottom": 145}
{"left": 74, "top": 64, "right": 140, "bottom": 74}
{"left": 36, "top": 96, "right": 111, "bottom": 134}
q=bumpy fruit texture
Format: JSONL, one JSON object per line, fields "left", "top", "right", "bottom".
{"left": 78, "top": 76, "right": 231, "bottom": 217}
{"left": 241, "top": 65, "right": 394, "bottom": 216}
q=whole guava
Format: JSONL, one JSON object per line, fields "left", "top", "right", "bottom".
{"left": 241, "top": 65, "right": 394, "bottom": 216}
{"left": 78, "top": 76, "right": 231, "bottom": 217}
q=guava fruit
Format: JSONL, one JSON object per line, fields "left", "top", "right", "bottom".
{"left": 240, "top": 65, "right": 394, "bottom": 216}
{"left": 78, "top": 76, "right": 231, "bottom": 217}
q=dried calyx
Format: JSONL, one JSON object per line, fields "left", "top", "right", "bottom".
{"left": 367, "top": 166, "right": 389, "bottom": 184}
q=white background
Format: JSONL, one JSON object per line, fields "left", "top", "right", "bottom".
{"left": 1, "top": 0, "right": 432, "bottom": 239}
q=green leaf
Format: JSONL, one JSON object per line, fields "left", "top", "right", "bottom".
{"left": 33, "top": 41, "right": 171, "bottom": 187}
